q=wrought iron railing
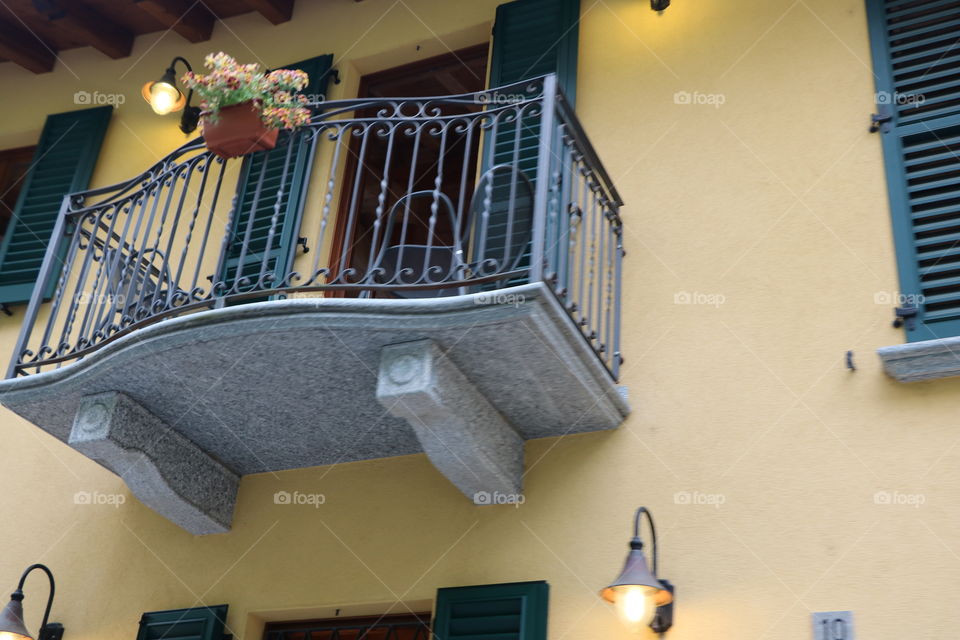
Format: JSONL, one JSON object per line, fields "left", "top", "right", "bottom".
{"left": 7, "top": 75, "right": 624, "bottom": 379}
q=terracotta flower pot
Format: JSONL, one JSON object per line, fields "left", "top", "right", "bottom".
{"left": 201, "top": 101, "right": 279, "bottom": 159}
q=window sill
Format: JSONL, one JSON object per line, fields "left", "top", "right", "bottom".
{"left": 878, "top": 337, "right": 960, "bottom": 382}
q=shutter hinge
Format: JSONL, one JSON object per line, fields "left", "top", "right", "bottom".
{"left": 893, "top": 303, "right": 919, "bottom": 331}
{"left": 870, "top": 104, "right": 893, "bottom": 133}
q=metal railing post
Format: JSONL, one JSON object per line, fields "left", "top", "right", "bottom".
{"left": 612, "top": 213, "right": 624, "bottom": 381}
{"left": 6, "top": 195, "right": 72, "bottom": 378}
{"left": 530, "top": 74, "right": 558, "bottom": 283}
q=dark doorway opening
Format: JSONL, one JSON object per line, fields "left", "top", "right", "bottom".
{"left": 328, "top": 44, "right": 489, "bottom": 296}
{"left": 0, "top": 146, "right": 37, "bottom": 241}
{"left": 263, "top": 614, "right": 432, "bottom": 640}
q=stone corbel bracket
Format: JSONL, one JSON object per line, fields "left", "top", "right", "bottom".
{"left": 376, "top": 339, "right": 524, "bottom": 503}
{"left": 69, "top": 391, "right": 239, "bottom": 535}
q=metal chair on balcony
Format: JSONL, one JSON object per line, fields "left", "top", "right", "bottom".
{"left": 99, "top": 247, "right": 181, "bottom": 328}
{"left": 364, "top": 166, "right": 535, "bottom": 299}
{"left": 364, "top": 190, "right": 467, "bottom": 299}
{"left": 465, "top": 164, "right": 535, "bottom": 290}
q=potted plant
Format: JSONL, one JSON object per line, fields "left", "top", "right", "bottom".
{"left": 181, "top": 52, "right": 312, "bottom": 159}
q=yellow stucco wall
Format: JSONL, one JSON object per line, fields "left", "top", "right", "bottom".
{"left": 1, "top": 0, "right": 956, "bottom": 639}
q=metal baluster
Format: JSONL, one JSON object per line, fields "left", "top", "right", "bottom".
{"left": 424, "top": 121, "right": 448, "bottom": 282}
{"left": 612, "top": 207, "right": 624, "bottom": 380}
{"left": 127, "top": 170, "right": 175, "bottom": 320}
{"left": 311, "top": 125, "right": 341, "bottom": 281}
{"left": 89, "top": 195, "right": 141, "bottom": 340}
{"left": 454, "top": 116, "right": 477, "bottom": 285}
{"left": 395, "top": 120, "right": 424, "bottom": 287}
{"left": 576, "top": 157, "right": 589, "bottom": 327}
{"left": 152, "top": 159, "right": 197, "bottom": 312}
{"left": 189, "top": 156, "right": 226, "bottom": 301}
{"left": 555, "top": 130, "right": 574, "bottom": 302}
{"left": 285, "top": 126, "right": 320, "bottom": 289}
{"left": 174, "top": 153, "right": 213, "bottom": 300}
{"left": 75, "top": 202, "right": 123, "bottom": 344}
{"left": 6, "top": 195, "right": 72, "bottom": 377}
{"left": 212, "top": 186, "right": 241, "bottom": 302}
{"left": 58, "top": 209, "right": 107, "bottom": 352}
{"left": 530, "top": 75, "right": 557, "bottom": 283}
{"left": 117, "top": 183, "right": 159, "bottom": 326}
{"left": 365, "top": 121, "right": 397, "bottom": 290}
{"left": 503, "top": 103, "right": 524, "bottom": 274}
{"left": 260, "top": 134, "right": 298, "bottom": 288}
{"left": 603, "top": 203, "right": 615, "bottom": 364}
{"left": 476, "top": 110, "right": 500, "bottom": 270}
{"left": 232, "top": 150, "right": 273, "bottom": 294}
{"left": 597, "top": 186, "right": 608, "bottom": 348}
{"left": 596, "top": 195, "right": 609, "bottom": 356}
{"left": 544, "top": 143, "right": 562, "bottom": 287}
{"left": 336, "top": 122, "right": 370, "bottom": 284}
{"left": 586, "top": 184, "right": 599, "bottom": 341}
{"left": 37, "top": 213, "right": 84, "bottom": 369}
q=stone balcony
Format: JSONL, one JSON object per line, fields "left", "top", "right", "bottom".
{"left": 0, "top": 76, "right": 629, "bottom": 534}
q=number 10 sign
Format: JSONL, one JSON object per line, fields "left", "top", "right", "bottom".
{"left": 812, "top": 611, "right": 854, "bottom": 640}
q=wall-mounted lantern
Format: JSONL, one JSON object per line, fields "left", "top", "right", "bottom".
{"left": 651, "top": 0, "right": 670, "bottom": 10}
{"left": 0, "top": 564, "right": 63, "bottom": 640}
{"left": 601, "top": 507, "right": 674, "bottom": 634}
{"left": 142, "top": 56, "right": 201, "bottom": 134}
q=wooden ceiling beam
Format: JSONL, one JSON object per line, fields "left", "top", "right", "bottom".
{"left": 132, "top": 0, "right": 215, "bottom": 43}
{"left": 245, "top": 0, "right": 294, "bottom": 24}
{"left": 34, "top": 0, "right": 134, "bottom": 59}
{"left": 0, "top": 18, "right": 56, "bottom": 73}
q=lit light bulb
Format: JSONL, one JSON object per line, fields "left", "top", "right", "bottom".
{"left": 0, "top": 631, "right": 29, "bottom": 640}
{"left": 612, "top": 585, "right": 659, "bottom": 633}
{"left": 149, "top": 82, "right": 182, "bottom": 115}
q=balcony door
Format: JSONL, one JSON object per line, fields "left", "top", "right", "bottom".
{"left": 328, "top": 45, "right": 489, "bottom": 296}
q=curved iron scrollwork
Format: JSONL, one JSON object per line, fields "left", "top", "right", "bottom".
{"left": 8, "top": 75, "right": 625, "bottom": 380}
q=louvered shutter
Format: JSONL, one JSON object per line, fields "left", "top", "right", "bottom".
{"left": 433, "top": 581, "right": 548, "bottom": 640}
{"left": 218, "top": 54, "right": 333, "bottom": 295}
{"left": 489, "top": 0, "right": 579, "bottom": 102}
{"left": 867, "top": 0, "right": 960, "bottom": 341}
{"left": 481, "top": 0, "right": 579, "bottom": 285}
{"left": 136, "top": 606, "right": 228, "bottom": 640}
{"left": 0, "top": 105, "right": 112, "bottom": 304}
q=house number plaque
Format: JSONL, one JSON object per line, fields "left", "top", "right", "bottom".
{"left": 812, "top": 611, "right": 854, "bottom": 640}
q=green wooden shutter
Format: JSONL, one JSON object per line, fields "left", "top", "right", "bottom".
{"left": 489, "top": 0, "right": 579, "bottom": 102}
{"left": 136, "top": 606, "right": 228, "bottom": 640}
{"left": 433, "top": 581, "right": 548, "bottom": 640}
{"left": 482, "top": 0, "right": 579, "bottom": 285}
{"left": 218, "top": 54, "right": 333, "bottom": 294}
{"left": 0, "top": 105, "right": 112, "bottom": 304}
{"left": 866, "top": 0, "right": 960, "bottom": 341}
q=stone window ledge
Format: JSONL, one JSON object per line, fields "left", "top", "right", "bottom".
{"left": 878, "top": 337, "right": 960, "bottom": 382}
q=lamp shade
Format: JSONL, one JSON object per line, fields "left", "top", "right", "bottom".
{"left": 142, "top": 67, "right": 186, "bottom": 115}
{"left": 601, "top": 544, "right": 672, "bottom": 630}
{"left": 0, "top": 594, "right": 32, "bottom": 640}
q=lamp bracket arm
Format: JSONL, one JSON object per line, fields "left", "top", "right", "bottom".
{"left": 16, "top": 564, "right": 55, "bottom": 631}
{"left": 632, "top": 507, "right": 659, "bottom": 576}
{"left": 169, "top": 56, "right": 193, "bottom": 73}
